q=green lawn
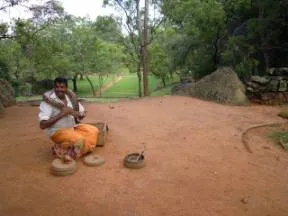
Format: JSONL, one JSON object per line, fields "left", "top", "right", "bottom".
{"left": 102, "top": 74, "right": 159, "bottom": 97}
{"left": 17, "top": 73, "right": 178, "bottom": 101}
{"left": 68, "top": 74, "right": 116, "bottom": 97}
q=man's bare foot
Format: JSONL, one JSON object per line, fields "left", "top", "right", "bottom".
{"left": 62, "top": 155, "right": 74, "bottom": 164}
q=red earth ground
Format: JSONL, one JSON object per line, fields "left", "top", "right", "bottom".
{"left": 0, "top": 96, "right": 288, "bottom": 216}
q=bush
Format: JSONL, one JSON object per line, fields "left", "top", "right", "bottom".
{"left": 32, "top": 79, "right": 54, "bottom": 94}
{"left": 19, "top": 82, "right": 32, "bottom": 96}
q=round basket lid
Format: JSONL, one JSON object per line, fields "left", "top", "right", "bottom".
{"left": 83, "top": 154, "right": 105, "bottom": 166}
{"left": 51, "top": 158, "right": 77, "bottom": 172}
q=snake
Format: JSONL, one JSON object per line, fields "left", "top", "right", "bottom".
{"left": 42, "top": 89, "right": 81, "bottom": 123}
{"left": 241, "top": 123, "right": 282, "bottom": 153}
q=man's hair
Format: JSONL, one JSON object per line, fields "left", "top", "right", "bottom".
{"left": 54, "top": 77, "right": 68, "bottom": 87}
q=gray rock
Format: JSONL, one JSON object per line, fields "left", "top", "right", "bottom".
{"left": 269, "top": 79, "right": 279, "bottom": 91}
{"left": 251, "top": 76, "right": 270, "bottom": 84}
{"left": 278, "top": 80, "right": 287, "bottom": 92}
{"left": 246, "top": 87, "right": 256, "bottom": 92}
{"left": 269, "top": 67, "right": 288, "bottom": 76}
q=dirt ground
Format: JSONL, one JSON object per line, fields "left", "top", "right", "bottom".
{"left": 1, "top": 96, "right": 288, "bottom": 216}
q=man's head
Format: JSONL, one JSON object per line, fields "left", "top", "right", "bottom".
{"left": 54, "top": 77, "right": 68, "bottom": 99}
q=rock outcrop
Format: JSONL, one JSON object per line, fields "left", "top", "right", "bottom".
{"left": 246, "top": 68, "right": 288, "bottom": 104}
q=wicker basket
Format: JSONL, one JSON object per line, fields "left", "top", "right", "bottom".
{"left": 89, "top": 122, "right": 109, "bottom": 147}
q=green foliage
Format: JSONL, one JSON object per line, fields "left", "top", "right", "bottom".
{"left": 148, "top": 42, "right": 169, "bottom": 86}
{"left": 18, "top": 82, "right": 32, "bottom": 96}
{"left": 160, "top": 0, "right": 288, "bottom": 80}
{"left": 0, "top": 10, "right": 126, "bottom": 95}
{"left": 2, "top": 0, "right": 287, "bottom": 99}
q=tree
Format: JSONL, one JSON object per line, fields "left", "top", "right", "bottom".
{"left": 104, "top": 0, "right": 163, "bottom": 97}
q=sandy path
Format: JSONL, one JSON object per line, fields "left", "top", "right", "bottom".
{"left": 1, "top": 96, "right": 288, "bottom": 216}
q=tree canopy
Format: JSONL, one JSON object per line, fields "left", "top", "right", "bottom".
{"left": 0, "top": 0, "right": 287, "bottom": 97}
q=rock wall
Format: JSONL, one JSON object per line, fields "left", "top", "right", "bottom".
{"left": 246, "top": 67, "right": 288, "bottom": 104}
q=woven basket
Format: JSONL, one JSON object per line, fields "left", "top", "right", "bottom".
{"left": 89, "top": 122, "right": 109, "bottom": 147}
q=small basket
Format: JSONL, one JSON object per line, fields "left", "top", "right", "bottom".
{"left": 89, "top": 122, "right": 109, "bottom": 147}
{"left": 123, "top": 153, "right": 145, "bottom": 169}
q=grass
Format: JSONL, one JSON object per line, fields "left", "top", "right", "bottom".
{"left": 16, "top": 73, "right": 179, "bottom": 102}
{"left": 269, "top": 131, "right": 288, "bottom": 150}
{"left": 102, "top": 74, "right": 158, "bottom": 97}
{"left": 278, "top": 111, "right": 288, "bottom": 119}
{"left": 68, "top": 75, "right": 117, "bottom": 97}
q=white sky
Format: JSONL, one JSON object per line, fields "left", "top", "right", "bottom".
{"left": 0, "top": 0, "right": 118, "bottom": 23}
{"left": 60, "top": 0, "right": 116, "bottom": 19}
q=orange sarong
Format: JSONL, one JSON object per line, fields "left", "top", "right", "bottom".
{"left": 51, "top": 124, "right": 99, "bottom": 159}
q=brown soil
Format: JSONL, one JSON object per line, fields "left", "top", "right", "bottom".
{"left": 1, "top": 96, "right": 288, "bottom": 216}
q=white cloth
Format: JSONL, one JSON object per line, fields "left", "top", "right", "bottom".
{"left": 38, "top": 90, "right": 85, "bottom": 137}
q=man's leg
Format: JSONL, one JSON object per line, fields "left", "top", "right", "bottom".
{"left": 50, "top": 128, "right": 86, "bottom": 160}
{"left": 74, "top": 124, "right": 99, "bottom": 152}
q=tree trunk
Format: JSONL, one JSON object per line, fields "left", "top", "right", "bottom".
{"left": 86, "top": 75, "right": 96, "bottom": 96}
{"left": 263, "top": 52, "right": 270, "bottom": 73}
{"left": 213, "top": 30, "right": 221, "bottom": 70}
{"left": 162, "top": 77, "right": 166, "bottom": 87}
{"left": 142, "top": 0, "right": 149, "bottom": 96}
{"left": 136, "top": 0, "right": 143, "bottom": 98}
{"left": 72, "top": 73, "right": 78, "bottom": 92}
{"left": 80, "top": 73, "right": 84, "bottom": 80}
{"left": 136, "top": 0, "right": 143, "bottom": 97}
{"left": 98, "top": 74, "right": 104, "bottom": 97}
{"left": 137, "top": 62, "right": 142, "bottom": 97}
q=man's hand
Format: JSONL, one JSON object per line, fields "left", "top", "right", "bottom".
{"left": 74, "top": 111, "right": 87, "bottom": 122}
{"left": 60, "top": 107, "right": 74, "bottom": 117}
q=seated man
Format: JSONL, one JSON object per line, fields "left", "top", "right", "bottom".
{"left": 38, "top": 77, "right": 99, "bottom": 162}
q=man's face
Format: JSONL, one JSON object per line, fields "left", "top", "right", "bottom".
{"left": 54, "top": 82, "right": 67, "bottom": 99}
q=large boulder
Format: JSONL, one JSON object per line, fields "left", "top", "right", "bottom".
{"left": 174, "top": 67, "right": 248, "bottom": 105}
{"left": 0, "top": 79, "right": 16, "bottom": 114}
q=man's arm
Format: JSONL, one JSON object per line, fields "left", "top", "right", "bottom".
{"left": 39, "top": 106, "right": 73, "bottom": 130}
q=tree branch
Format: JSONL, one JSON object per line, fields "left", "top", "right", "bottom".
{"left": 147, "top": 16, "right": 165, "bottom": 45}
{"left": 0, "top": 34, "right": 14, "bottom": 40}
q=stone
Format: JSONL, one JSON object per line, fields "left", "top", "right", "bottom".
{"left": 246, "top": 81, "right": 261, "bottom": 89}
{"left": 278, "top": 80, "right": 287, "bottom": 92}
{"left": 246, "top": 87, "right": 256, "bottom": 92}
{"left": 251, "top": 76, "right": 270, "bottom": 84}
{"left": 278, "top": 67, "right": 288, "bottom": 76}
{"left": 269, "top": 79, "right": 279, "bottom": 91}
{"left": 241, "top": 197, "right": 249, "bottom": 204}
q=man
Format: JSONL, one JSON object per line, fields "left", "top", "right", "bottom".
{"left": 39, "top": 77, "right": 99, "bottom": 162}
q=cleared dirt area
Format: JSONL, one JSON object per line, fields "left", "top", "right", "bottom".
{"left": 0, "top": 96, "right": 288, "bottom": 216}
